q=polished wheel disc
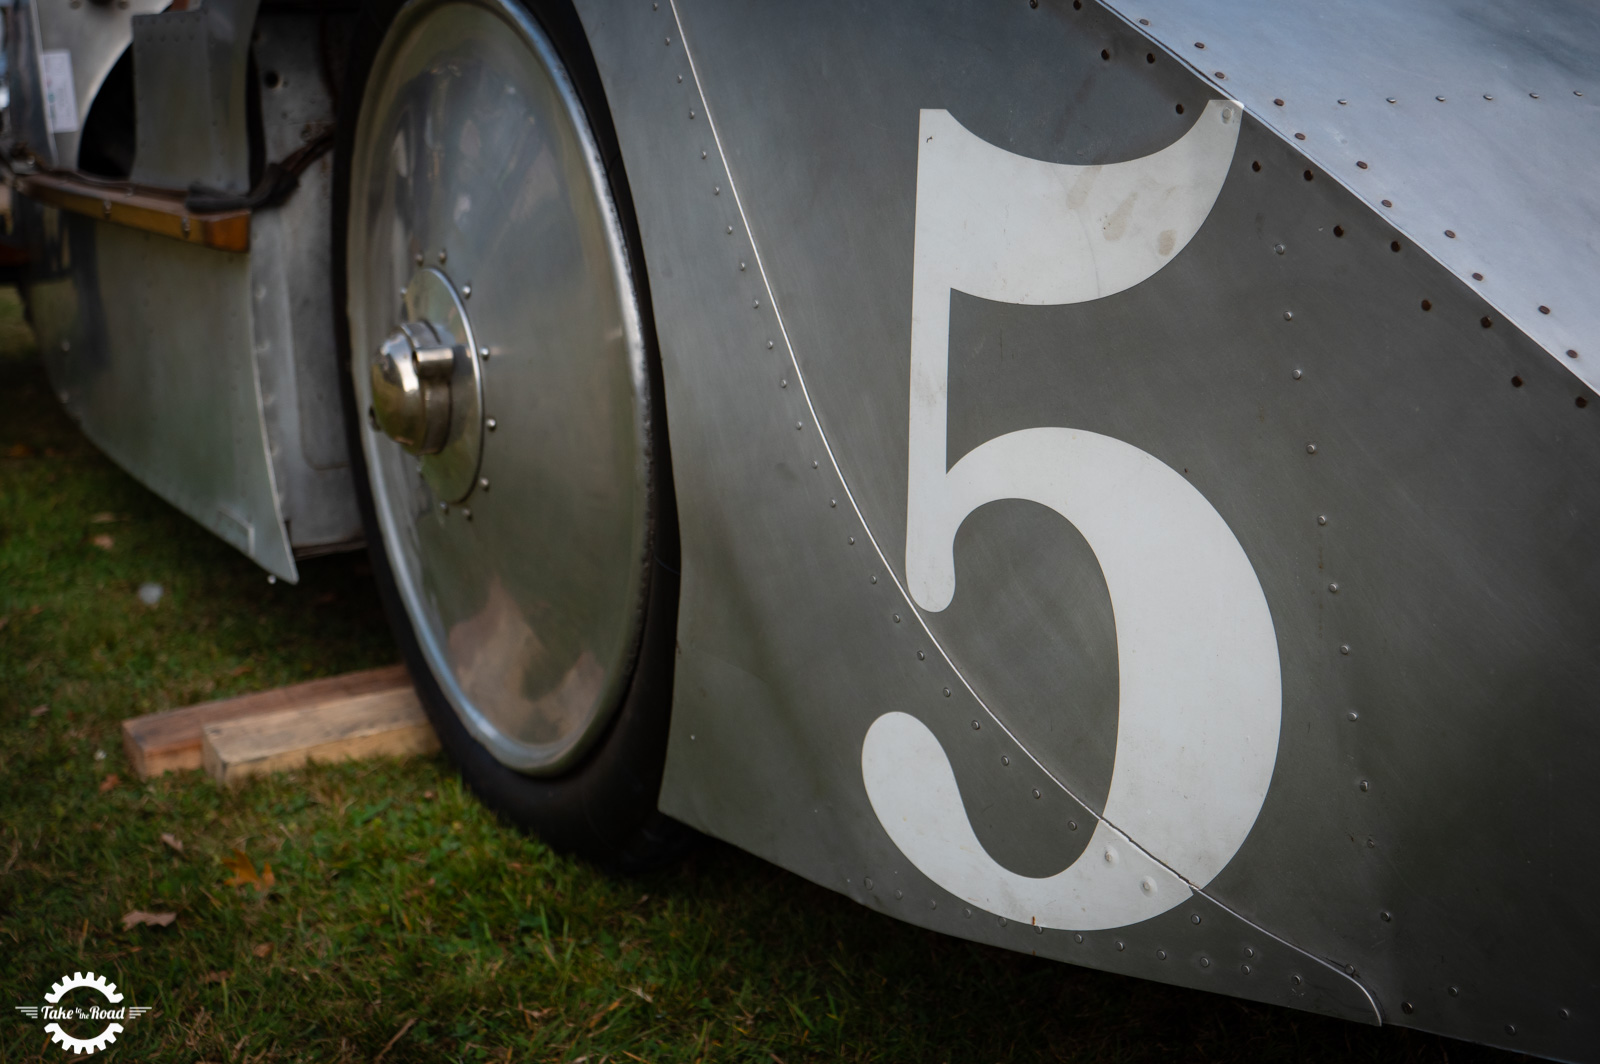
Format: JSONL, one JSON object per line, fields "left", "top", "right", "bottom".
{"left": 348, "top": 0, "right": 653, "bottom": 774}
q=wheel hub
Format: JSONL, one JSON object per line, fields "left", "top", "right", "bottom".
{"left": 369, "top": 267, "right": 484, "bottom": 503}
{"left": 371, "top": 320, "right": 457, "bottom": 455}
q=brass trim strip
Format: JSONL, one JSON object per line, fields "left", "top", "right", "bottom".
{"left": 13, "top": 172, "right": 251, "bottom": 253}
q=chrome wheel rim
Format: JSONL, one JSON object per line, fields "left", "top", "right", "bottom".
{"left": 349, "top": 0, "right": 652, "bottom": 774}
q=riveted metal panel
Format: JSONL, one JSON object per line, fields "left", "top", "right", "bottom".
{"left": 575, "top": 0, "right": 1600, "bottom": 1057}
{"left": 1103, "top": 0, "right": 1600, "bottom": 395}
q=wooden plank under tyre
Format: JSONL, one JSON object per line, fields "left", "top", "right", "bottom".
{"left": 121, "top": 665, "right": 410, "bottom": 779}
{"left": 201, "top": 687, "right": 437, "bottom": 788}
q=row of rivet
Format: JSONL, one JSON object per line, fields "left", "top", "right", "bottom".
{"left": 1276, "top": 161, "right": 1595, "bottom": 413}
{"left": 861, "top": 881, "right": 1293, "bottom": 978}
{"left": 1081, "top": 0, "right": 1592, "bottom": 382}
{"left": 1263, "top": 188, "right": 1585, "bottom": 369}
{"left": 1280, "top": 294, "right": 1357, "bottom": 662}
{"left": 1263, "top": 160, "right": 1580, "bottom": 1030}
{"left": 1086, "top": 8, "right": 1593, "bottom": 109}
{"left": 1268, "top": 170, "right": 1396, "bottom": 918}
{"left": 419, "top": 247, "right": 494, "bottom": 522}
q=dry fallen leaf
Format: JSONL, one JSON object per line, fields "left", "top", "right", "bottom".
{"left": 160, "top": 832, "right": 184, "bottom": 854}
{"left": 29, "top": 704, "right": 49, "bottom": 717}
{"left": 202, "top": 970, "right": 231, "bottom": 984}
{"left": 91, "top": 534, "right": 114, "bottom": 551}
{"left": 98, "top": 774, "right": 119, "bottom": 793}
{"left": 221, "top": 849, "right": 276, "bottom": 894}
{"left": 121, "top": 910, "right": 176, "bottom": 930}
{"left": 89, "top": 512, "right": 118, "bottom": 524}
{"left": 252, "top": 942, "right": 272, "bottom": 958}
{"left": 220, "top": 849, "right": 256, "bottom": 887}
{"left": 4, "top": 443, "right": 33, "bottom": 459}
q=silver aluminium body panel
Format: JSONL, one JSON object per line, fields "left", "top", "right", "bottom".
{"left": 574, "top": 1, "right": 1600, "bottom": 1059}
{"left": 12, "top": 0, "right": 361, "bottom": 578}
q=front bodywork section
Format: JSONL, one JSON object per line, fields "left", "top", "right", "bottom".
{"left": 575, "top": 0, "right": 1599, "bottom": 1058}
{"left": 7, "top": 1, "right": 361, "bottom": 578}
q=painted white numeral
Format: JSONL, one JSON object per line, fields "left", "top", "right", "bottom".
{"left": 863, "top": 102, "right": 1281, "bottom": 931}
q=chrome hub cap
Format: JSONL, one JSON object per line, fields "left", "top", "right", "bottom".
{"left": 368, "top": 268, "right": 484, "bottom": 501}
{"left": 372, "top": 320, "right": 455, "bottom": 457}
{"left": 348, "top": 0, "right": 653, "bottom": 774}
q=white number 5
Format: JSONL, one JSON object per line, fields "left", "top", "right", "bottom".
{"left": 862, "top": 102, "right": 1281, "bottom": 931}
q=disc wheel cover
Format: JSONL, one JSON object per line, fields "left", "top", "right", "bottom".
{"left": 348, "top": 0, "right": 653, "bottom": 774}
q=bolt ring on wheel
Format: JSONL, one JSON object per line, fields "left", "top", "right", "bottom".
{"left": 339, "top": 0, "right": 687, "bottom": 865}
{"left": 370, "top": 267, "right": 483, "bottom": 499}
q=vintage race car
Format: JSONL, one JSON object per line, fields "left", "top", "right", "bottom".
{"left": 6, "top": 0, "right": 1597, "bottom": 1058}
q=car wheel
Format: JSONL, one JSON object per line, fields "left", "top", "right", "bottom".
{"left": 333, "top": 0, "right": 693, "bottom": 871}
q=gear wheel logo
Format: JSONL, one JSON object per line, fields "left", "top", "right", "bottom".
{"left": 44, "top": 1019, "right": 124, "bottom": 1056}
{"left": 44, "top": 971, "right": 124, "bottom": 1005}
{"left": 14, "top": 970, "right": 151, "bottom": 1055}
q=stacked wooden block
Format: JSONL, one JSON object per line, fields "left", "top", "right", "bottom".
{"left": 122, "top": 665, "right": 437, "bottom": 784}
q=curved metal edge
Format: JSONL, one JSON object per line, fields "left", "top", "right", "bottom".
{"left": 663, "top": 0, "right": 1382, "bottom": 1025}
{"left": 349, "top": 0, "right": 654, "bottom": 777}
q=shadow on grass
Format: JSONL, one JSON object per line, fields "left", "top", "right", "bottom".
{"left": 0, "top": 288, "right": 1519, "bottom": 1062}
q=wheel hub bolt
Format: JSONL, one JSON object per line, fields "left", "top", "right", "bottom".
{"left": 370, "top": 321, "right": 459, "bottom": 454}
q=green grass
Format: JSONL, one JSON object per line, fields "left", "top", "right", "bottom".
{"left": 0, "top": 286, "right": 1518, "bottom": 1063}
